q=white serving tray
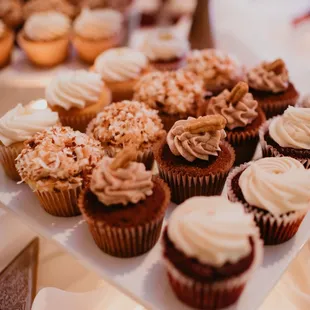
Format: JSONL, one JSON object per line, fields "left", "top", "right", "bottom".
{"left": 1, "top": 167, "right": 309, "bottom": 310}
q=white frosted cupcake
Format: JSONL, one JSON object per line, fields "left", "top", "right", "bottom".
{"left": 141, "top": 28, "right": 189, "bottom": 71}
{"left": 18, "top": 11, "right": 71, "bottom": 67}
{"left": 73, "top": 8, "right": 124, "bottom": 64}
{"left": 93, "top": 47, "right": 149, "bottom": 101}
{"left": 0, "top": 19, "right": 14, "bottom": 68}
{"left": 0, "top": 102, "right": 59, "bottom": 181}
{"left": 45, "top": 70, "right": 111, "bottom": 132}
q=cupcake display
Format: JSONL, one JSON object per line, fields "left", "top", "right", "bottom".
{"left": 133, "top": 70, "right": 205, "bottom": 131}
{"left": 0, "top": 102, "right": 59, "bottom": 181}
{"left": 78, "top": 148, "right": 170, "bottom": 257}
{"left": 247, "top": 58, "right": 299, "bottom": 118}
{"left": 86, "top": 100, "right": 165, "bottom": 170}
{"left": 93, "top": 47, "right": 149, "bottom": 101}
{"left": 72, "top": 8, "right": 124, "bottom": 64}
{"left": 15, "top": 126, "right": 103, "bottom": 217}
{"left": 227, "top": 157, "right": 310, "bottom": 245}
{"left": 163, "top": 196, "right": 262, "bottom": 309}
{"left": 45, "top": 70, "right": 112, "bottom": 132}
{"left": 18, "top": 11, "right": 71, "bottom": 67}
{"left": 0, "top": 19, "right": 14, "bottom": 68}
{"left": 141, "top": 28, "right": 189, "bottom": 71}
{"left": 153, "top": 115, "right": 235, "bottom": 203}
{"left": 185, "top": 49, "right": 245, "bottom": 95}
{"left": 205, "top": 82, "right": 266, "bottom": 165}
{"left": 259, "top": 106, "right": 310, "bottom": 168}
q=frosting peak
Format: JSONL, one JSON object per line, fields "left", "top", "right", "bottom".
{"left": 167, "top": 116, "right": 226, "bottom": 162}
{"left": 239, "top": 157, "right": 310, "bottom": 216}
{"left": 45, "top": 70, "right": 104, "bottom": 110}
{"left": 167, "top": 196, "right": 258, "bottom": 267}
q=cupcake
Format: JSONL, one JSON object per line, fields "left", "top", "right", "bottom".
{"left": 163, "top": 196, "right": 262, "bottom": 309}
{"left": 45, "top": 70, "right": 112, "bottom": 132}
{"left": 16, "top": 126, "right": 103, "bottom": 217}
{"left": 133, "top": 70, "right": 205, "bottom": 131}
{"left": 78, "top": 148, "right": 170, "bottom": 257}
{"left": 86, "top": 100, "right": 165, "bottom": 170}
{"left": 259, "top": 106, "right": 310, "bottom": 168}
{"left": 0, "top": 20, "right": 14, "bottom": 68}
{"left": 296, "top": 93, "right": 310, "bottom": 108}
{"left": 153, "top": 115, "right": 235, "bottom": 203}
{"left": 0, "top": 102, "right": 59, "bottom": 181}
{"left": 18, "top": 11, "right": 71, "bottom": 67}
{"left": 185, "top": 49, "right": 245, "bottom": 96}
{"left": 141, "top": 28, "right": 189, "bottom": 71}
{"left": 93, "top": 47, "right": 149, "bottom": 101}
{"left": 135, "top": 0, "right": 160, "bottom": 27}
{"left": 227, "top": 157, "right": 310, "bottom": 245}
{"left": 204, "top": 82, "right": 266, "bottom": 165}
{"left": 164, "top": 0, "right": 197, "bottom": 24}
{"left": 247, "top": 58, "right": 299, "bottom": 119}
{"left": 0, "top": 0, "right": 23, "bottom": 30}
{"left": 72, "top": 8, "right": 124, "bottom": 64}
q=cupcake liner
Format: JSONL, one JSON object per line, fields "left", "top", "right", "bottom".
{"left": 0, "top": 142, "right": 24, "bottom": 181}
{"left": 59, "top": 112, "right": 99, "bottom": 133}
{"left": 164, "top": 236, "right": 263, "bottom": 309}
{"left": 259, "top": 119, "right": 310, "bottom": 169}
{"left": 137, "top": 149, "right": 154, "bottom": 170}
{"left": 33, "top": 185, "right": 82, "bottom": 217}
{"left": 0, "top": 30, "right": 14, "bottom": 68}
{"left": 227, "top": 163, "right": 307, "bottom": 245}
{"left": 152, "top": 58, "right": 186, "bottom": 71}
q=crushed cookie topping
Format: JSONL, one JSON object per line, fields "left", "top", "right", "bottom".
{"left": 133, "top": 70, "right": 205, "bottom": 116}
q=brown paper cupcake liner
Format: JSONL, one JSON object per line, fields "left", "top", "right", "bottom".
{"left": 137, "top": 149, "right": 154, "bottom": 170}
{"left": 164, "top": 236, "right": 263, "bottom": 309}
{"left": 259, "top": 119, "right": 310, "bottom": 169}
{"left": 227, "top": 163, "right": 307, "bottom": 245}
{"left": 152, "top": 58, "right": 186, "bottom": 71}
{"left": 0, "top": 142, "right": 24, "bottom": 181}
{"left": 59, "top": 112, "right": 99, "bottom": 133}
{"left": 32, "top": 185, "right": 82, "bottom": 217}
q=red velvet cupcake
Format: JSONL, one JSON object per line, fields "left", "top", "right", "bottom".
{"left": 247, "top": 58, "right": 299, "bottom": 119}
{"left": 78, "top": 148, "right": 170, "bottom": 258}
{"left": 163, "top": 196, "right": 263, "bottom": 309}
{"left": 153, "top": 115, "right": 235, "bottom": 203}
{"left": 227, "top": 157, "right": 310, "bottom": 245}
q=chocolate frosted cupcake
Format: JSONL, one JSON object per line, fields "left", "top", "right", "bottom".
{"left": 141, "top": 28, "right": 189, "bottom": 71}
{"left": 205, "top": 82, "right": 266, "bottom": 165}
{"left": 227, "top": 157, "right": 310, "bottom": 245}
{"left": 247, "top": 58, "right": 299, "bottom": 119}
{"left": 45, "top": 70, "right": 111, "bottom": 132}
{"left": 78, "top": 148, "right": 170, "bottom": 257}
{"left": 154, "top": 115, "right": 235, "bottom": 203}
{"left": 134, "top": 70, "right": 205, "bottom": 131}
{"left": 163, "top": 196, "right": 262, "bottom": 309}
{"left": 16, "top": 126, "right": 103, "bottom": 217}
{"left": 86, "top": 100, "right": 165, "bottom": 170}
{"left": 185, "top": 49, "right": 245, "bottom": 95}
{"left": 259, "top": 106, "right": 310, "bottom": 168}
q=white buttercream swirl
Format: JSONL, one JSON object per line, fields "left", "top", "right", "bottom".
{"left": 269, "top": 106, "right": 310, "bottom": 149}
{"left": 24, "top": 11, "right": 71, "bottom": 41}
{"left": 142, "top": 29, "right": 189, "bottom": 61}
{"left": 74, "top": 8, "right": 123, "bottom": 40}
{"left": 168, "top": 196, "right": 258, "bottom": 267}
{"left": 45, "top": 70, "right": 104, "bottom": 111}
{"left": 0, "top": 103, "right": 59, "bottom": 146}
{"left": 94, "top": 47, "right": 148, "bottom": 82}
{"left": 239, "top": 157, "right": 310, "bottom": 216}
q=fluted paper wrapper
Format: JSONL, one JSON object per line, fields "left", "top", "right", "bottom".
{"left": 227, "top": 163, "right": 307, "bottom": 245}
{"left": 0, "top": 142, "right": 24, "bottom": 181}
{"left": 137, "top": 149, "right": 154, "bottom": 170}
{"left": 59, "top": 112, "right": 99, "bottom": 133}
{"left": 164, "top": 237, "right": 263, "bottom": 309}
{"left": 261, "top": 96, "right": 298, "bottom": 119}
{"left": 32, "top": 185, "right": 82, "bottom": 217}
{"left": 152, "top": 58, "right": 186, "bottom": 72}
{"left": 259, "top": 119, "right": 310, "bottom": 169}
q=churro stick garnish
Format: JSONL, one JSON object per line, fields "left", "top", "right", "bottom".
{"left": 110, "top": 147, "right": 137, "bottom": 170}
{"left": 185, "top": 115, "right": 227, "bottom": 134}
{"left": 228, "top": 82, "right": 249, "bottom": 105}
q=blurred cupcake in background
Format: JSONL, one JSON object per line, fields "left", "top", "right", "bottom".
{"left": 164, "top": 0, "right": 197, "bottom": 24}
{"left": 135, "top": 0, "right": 160, "bottom": 27}
{"left": 45, "top": 70, "right": 111, "bottom": 132}
{"left": 0, "top": 20, "right": 14, "bottom": 68}
{"left": 297, "top": 93, "right": 310, "bottom": 108}
{"left": 141, "top": 28, "right": 190, "bottom": 71}
{"left": 72, "top": 8, "right": 124, "bottom": 64}
{"left": 18, "top": 11, "right": 71, "bottom": 67}
{"left": 0, "top": 0, "right": 23, "bottom": 30}
{"left": 93, "top": 47, "right": 149, "bottom": 101}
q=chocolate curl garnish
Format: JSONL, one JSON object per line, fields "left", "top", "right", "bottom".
{"left": 265, "top": 58, "right": 285, "bottom": 75}
{"left": 228, "top": 82, "right": 249, "bottom": 105}
{"left": 185, "top": 115, "right": 227, "bottom": 134}
{"left": 110, "top": 147, "right": 137, "bottom": 170}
